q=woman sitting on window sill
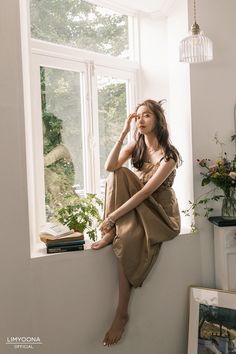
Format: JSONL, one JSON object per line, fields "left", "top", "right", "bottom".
{"left": 91, "top": 99, "right": 182, "bottom": 346}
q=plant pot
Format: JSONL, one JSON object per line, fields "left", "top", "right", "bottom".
{"left": 221, "top": 193, "right": 236, "bottom": 219}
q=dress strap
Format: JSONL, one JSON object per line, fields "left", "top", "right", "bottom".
{"left": 159, "top": 156, "right": 176, "bottom": 164}
{"left": 158, "top": 156, "right": 165, "bottom": 163}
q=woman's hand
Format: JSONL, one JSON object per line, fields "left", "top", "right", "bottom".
{"left": 122, "top": 113, "right": 138, "bottom": 135}
{"left": 99, "top": 217, "right": 116, "bottom": 235}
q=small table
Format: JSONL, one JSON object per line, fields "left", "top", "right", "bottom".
{"left": 209, "top": 216, "right": 236, "bottom": 291}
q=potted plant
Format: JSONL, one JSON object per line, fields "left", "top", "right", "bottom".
{"left": 183, "top": 134, "right": 236, "bottom": 231}
{"left": 56, "top": 193, "right": 103, "bottom": 241}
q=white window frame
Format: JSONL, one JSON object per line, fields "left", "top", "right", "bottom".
{"left": 29, "top": 33, "right": 138, "bottom": 247}
{"left": 92, "top": 64, "right": 138, "bottom": 192}
{"left": 31, "top": 53, "right": 90, "bottom": 237}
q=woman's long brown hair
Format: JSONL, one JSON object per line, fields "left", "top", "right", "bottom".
{"left": 131, "top": 99, "right": 183, "bottom": 170}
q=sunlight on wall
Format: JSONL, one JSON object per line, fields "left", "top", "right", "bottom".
{"left": 168, "top": 0, "right": 193, "bottom": 233}
{"left": 139, "top": 0, "right": 193, "bottom": 233}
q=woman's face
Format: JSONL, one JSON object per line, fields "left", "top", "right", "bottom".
{"left": 136, "top": 105, "right": 157, "bottom": 135}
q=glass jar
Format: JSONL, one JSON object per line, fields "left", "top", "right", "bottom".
{"left": 221, "top": 189, "right": 236, "bottom": 219}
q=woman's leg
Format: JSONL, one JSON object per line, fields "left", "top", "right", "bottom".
{"left": 103, "top": 261, "right": 132, "bottom": 346}
{"left": 91, "top": 227, "right": 116, "bottom": 250}
{"left": 92, "top": 168, "right": 143, "bottom": 251}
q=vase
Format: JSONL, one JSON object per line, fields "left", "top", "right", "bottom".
{"left": 221, "top": 190, "right": 236, "bottom": 219}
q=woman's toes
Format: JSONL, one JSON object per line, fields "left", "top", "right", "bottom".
{"left": 91, "top": 242, "right": 99, "bottom": 249}
{"left": 103, "top": 333, "right": 109, "bottom": 346}
{"left": 91, "top": 233, "right": 115, "bottom": 250}
{"left": 91, "top": 240, "right": 106, "bottom": 250}
{"left": 111, "top": 337, "right": 117, "bottom": 345}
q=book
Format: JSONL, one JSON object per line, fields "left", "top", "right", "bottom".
{"left": 39, "top": 222, "right": 84, "bottom": 244}
{"left": 47, "top": 244, "right": 84, "bottom": 254}
{"left": 47, "top": 239, "right": 85, "bottom": 248}
{"left": 39, "top": 222, "right": 72, "bottom": 237}
{"left": 44, "top": 233, "right": 84, "bottom": 245}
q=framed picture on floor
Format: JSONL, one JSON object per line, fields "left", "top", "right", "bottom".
{"left": 187, "top": 286, "right": 236, "bottom": 354}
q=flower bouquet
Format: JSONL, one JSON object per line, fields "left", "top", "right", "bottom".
{"left": 183, "top": 135, "right": 236, "bottom": 230}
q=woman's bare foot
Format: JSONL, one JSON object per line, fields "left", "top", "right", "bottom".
{"left": 91, "top": 228, "right": 115, "bottom": 250}
{"left": 103, "top": 313, "right": 129, "bottom": 346}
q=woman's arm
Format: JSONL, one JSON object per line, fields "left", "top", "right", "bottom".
{"left": 104, "top": 137, "right": 135, "bottom": 172}
{"left": 100, "top": 158, "right": 176, "bottom": 233}
{"left": 104, "top": 113, "right": 137, "bottom": 171}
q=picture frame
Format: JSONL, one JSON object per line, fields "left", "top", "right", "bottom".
{"left": 187, "top": 286, "right": 236, "bottom": 354}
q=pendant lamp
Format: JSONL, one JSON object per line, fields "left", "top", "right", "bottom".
{"left": 179, "top": 0, "right": 213, "bottom": 63}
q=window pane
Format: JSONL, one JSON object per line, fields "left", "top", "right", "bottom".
{"left": 97, "top": 76, "right": 128, "bottom": 192}
{"left": 40, "top": 67, "right": 84, "bottom": 221}
{"left": 31, "top": 0, "right": 130, "bottom": 59}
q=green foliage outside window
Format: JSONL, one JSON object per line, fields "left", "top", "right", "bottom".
{"left": 30, "top": 0, "right": 129, "bottom": 58}
{"left": 98, "top": 79, "right": 127, "bottom": 179}
{"left": 41, "top": 67, "right": 76, "bottom": 220}
{"left": 32, "top": 1, "right": 130, "bottom": 223}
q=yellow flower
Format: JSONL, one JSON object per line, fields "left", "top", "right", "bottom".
{"left": 216, "top": 159, "right": 223, "bottom": 165}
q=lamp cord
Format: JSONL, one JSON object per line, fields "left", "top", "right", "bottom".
{"left": 194, "top": 0, "right": 197, "bottom": 23}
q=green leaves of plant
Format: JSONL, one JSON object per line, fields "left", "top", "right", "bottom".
{"left": 201, "top": 178, "right": 210, "bottom": 186}
{"left": 56, "top": 193, "right": 103, "bottom": 241}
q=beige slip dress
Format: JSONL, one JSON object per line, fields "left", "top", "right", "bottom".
{"left": 103, "top": 157, "right": 180, "bottom": 288}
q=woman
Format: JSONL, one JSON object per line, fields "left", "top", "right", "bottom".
{"left": 91, "top": 99, "right": 182, "bottom": 346}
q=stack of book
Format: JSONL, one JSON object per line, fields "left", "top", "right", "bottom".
{"left": 39, "top": 223, "right": 85, "bottom": 254}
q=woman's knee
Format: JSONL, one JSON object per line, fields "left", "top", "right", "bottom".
{"left": 106, "top": 167, "right": 129, "bottom": 181}
{"left": 116, "top": 167, "right": 143, "bottom": 189}
{"left": 115, "top": 166, "right": 129, "bottom": 174}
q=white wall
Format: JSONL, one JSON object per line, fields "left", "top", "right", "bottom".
{"left": 138, "top": 13, "right": 169, "bottom": 101}
{"left": 0, "top": 0, "right": 32, "bottom": 342}
{"left": 189, "top": 0, "right": 236, "bottom": 285}
{"left": 29, "top": 236, "right": 201, "bottom": 354}
{"left": 167, "top": 0, "right": 193, "bottom": 233}
{"left": 1, "top": 0, "right": 236, "bottom": 353}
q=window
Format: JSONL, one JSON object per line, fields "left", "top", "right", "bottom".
{"left": 97, "top": 74, "right": 130, "bottom": 189}
{"left": 28, "top": 0, "right": 138, "bottom": 238}
{"left": 41, "top": 66, "right": 84, "bottom": 219}
{"left": 30, "top": 0, "right": 131, "bottom": 59}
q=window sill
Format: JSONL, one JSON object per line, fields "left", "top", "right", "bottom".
{"left": 31, "top": 238, "right": 95, "bottom": 259}
{"left": 30, "top": 226, "right": 196, "bottom": 260}
{"left": 180, "top": 225, "right": 196, "bottom": 236}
